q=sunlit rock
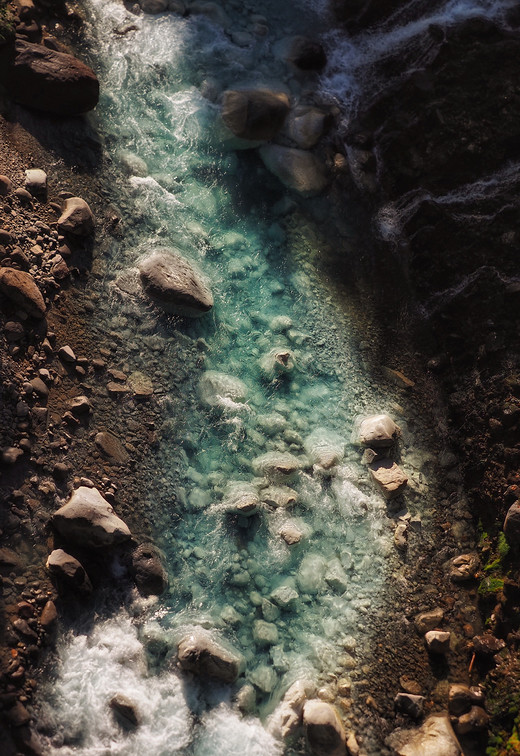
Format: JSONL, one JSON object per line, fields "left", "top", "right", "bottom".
{"left": 118, "top": 149, "right": 149, "bottom": 176}
{"left": 221, "top": 481, "right": 260, "bottom": 516}
{"left": 369, "top": 460, "right": 408, "bottom": 499}
{"left": 297, "top": 553, "right": 327, "bottom": 594}
{"left": 236, "top": 683, "right": 256, "bottom": 713}
{"left": 324, "top": 558, "right": 348, "bottom": 594}
{"left": 131, "top": 542, "right": 168, "bottom": 596}
{"left": 259, "top": 145, "right": 329, "bottom": 195}
{"left": 198, "top": 370, "right": 248, "bottom": 413}
{"left": 252, "top": 452, "right": 301, "bottom": 483}
{"left": 46, "top": 548, "right": 92, "bottom": 594}
{"left": 58, "top": 197, "right": 95, "bottom": 236}
{"left": 446, "top": 552, "right": 479, "bottom": 583}
{"left": 424, "top": 630, "right": 451, "bottom": 655}
{"left": 303, "top": 700, "right": 346, "bottom": 756}
{"left": 259, "top": 347, "right": 296, "bottom": 379}
{"left": 448, "top": 684, "right": 485, "bottom": 716}
{"left": 268, "top": 679, "right": 316, "bottom": 741}
{"left": 177, "top": 628, "right": 244, "bottom": 683}
{"left": 51, "top": 486, "right": 131, "bottom": 548}
{"left": 358, "top": 414, "right": 400, "bottom": 447}
{"left": 139, "top": 250, "right": 213, "bottom": 316}
{"left": 252, "top": 619, "right": 278, "bottom": 646}
{"left": 304, "top": 428, "right": 345, "bottom": 472}
{"left": 386, "top": 713, "right": 461, "bottom": 756}
{"left": 261, "top": 485, "right": 298, "bottom": 509}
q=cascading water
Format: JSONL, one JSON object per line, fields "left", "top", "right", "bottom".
{"left": 34, "top": 0, "right": 515, "bottom": 753}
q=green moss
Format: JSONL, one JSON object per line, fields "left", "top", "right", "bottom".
{"left": 498, "top": 532, "right": 510, "bottom": 560}
{"left": 0, "top": 1, "right": 15, "bottom": 44}
{"left": 479, "top": 576, "right": 505, "bottom": 596}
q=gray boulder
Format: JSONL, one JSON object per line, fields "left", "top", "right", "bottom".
{"left": 139, "top": 251, "right": 213, "bottom": 316}
{"left": 58, "top": 197, "right": 95, "bottom": 236}
{"left": 221, "top": 88, "right": 290, "bottom": 141}
{"left": 0, "top": 267, "right": 46, "bottom": 318}
{"left": 51, "top": 486, "right": 131, "bottom": 548}
{"left": 259, "top": 145, "right": 329, "bottom": 195}
{"left": 2, "top": 39, "right": 99, "bottom": 115}
{"left": 177, "top": 629, "right": 244, "bottom": 683}
{"left": 303, "top": 700, "right": 346, "bottom": 756}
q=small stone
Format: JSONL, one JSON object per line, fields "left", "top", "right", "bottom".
{"left": 110, "top": 693, "right": 140, "bottom": 729}
{"left": 30, "top": 376, "right": 49, "bottom": 400}
{"left": 177, "top": 629, "right": 244, "bottom": 683}
{"left": 279, "top": 524, "right": 303, "bottom": 545}
{"left": 58, "top": 345, "right": 76, "bottom": 363}
{"left": 13, "top": 618, "right": 38, "bottom": 640}
{"left": 394, "top": 521, "right": 408, "bottom": 550}
{"left": 25, "top": 168, "right": 47, "bottom": 195}
{"left": 399, "top": 676, "right": 423, "bottom": 695}
{"left": 414, "top": 607, "right": 444, "bottom": 635}
{"left": 369, "top": 460, "right": 408, "bottom": 499}
{"left": 68, "top": 395, "right": 92, "bottom": 416}
{"left": 95, "top": 431, "right": 129, "bottom": 463}
{"left": 504, "top": 501, "right": 520, "bottom": 545}
{"left": 270, "top": 584, "right": 299, "bottom": 609}
{"left": 448, "top": 684, "right": 485, "bottom": 716}
{"left": 4, "top": 321, "right": 25, "bottom": 342}
{"left": 40, "top": 600, "right": 58, "bottom": 630}
{"left": 472, "top": 634, "right": 506, "bottom": 656}
{"left": 236, "top": 683, "right": 256, "bottom": 714}
{"left": 425, "top": 630, "right": 451, "bottom": 654}
{"left": 448, "top": 553, "right": 480, "bottom": 583}
{"left": 15, "top": 187, "right": 33, "bottom": 203}
{"left": 58, "top": 197, "right": 95, "bottom": 236}
{"left": 51, "top": 486, "right": 131, "bottom": 548}
{"left": 394, "top": 693, "right": 425, "bottom": 719}
{"left": 253, "top": 619, "right": 279, "bottom": 646}
{"left": 261, "top": 485, "right": 298, "bottom": 508}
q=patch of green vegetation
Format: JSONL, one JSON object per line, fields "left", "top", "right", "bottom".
{"left": 479, "top": 576, "right": 505, "bottom": 597}
{"left": 0, "top": 1, "right": 15, "bottom": 45}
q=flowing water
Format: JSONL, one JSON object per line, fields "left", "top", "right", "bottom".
{"left": 35, "top": 0, "right": 515, "bottom": 753}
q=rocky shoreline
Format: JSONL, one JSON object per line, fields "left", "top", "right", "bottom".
{"left": 0, "top": 0, "right": 519, "bottom": 755}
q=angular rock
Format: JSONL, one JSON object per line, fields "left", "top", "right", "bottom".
{"left": 177, "top": 629, "right": 244, "bottom": 683}
{"left": 279, "top": 523, "right": 303, "bottom": 545}
{"left": 304, "top": 428, "right": 345, "bottom": 471}
{"left": 303, "top": 700, "right": 346, "bottom": 756}
{"left": 358, "top": 414, "right": 400, "bottom": 447}
{"left": 472, "top": 634, "right": 506, "bottom": 656}
{"left": 198, "top": 370, "right": 248, "bottom": 412}
{"left": 51, "top": 486, "right": 131, "bottom": 548}
{"left": 110, "top": 693, "right": 140, "bottom": 729}
{"left": 131, "top": 542, "right": 168, "bottom": 596}
{"left": 39, "top": 600, "right": 58, "bottom": 631}
{"left": 139, "top": 250, "right": 213, "bottom": 316}
{"left": 1, "top": 39, "right": 99, "bottom": 115}
{"left": 46, "top": 548, "right": 93, "bottom": 593}
{"left": 394, "top": 693, "right": 424, "bottom": 720}
{"left": 447, "top": 553, "right": 480, "bottom": 583}
{"left": 286, "top": 36, "right": 327, "bottom": 71}
{"left": 453, "top": 706, "right": 489, "bottom": 735}
{"left": 369, "top": 459, "right": 408, "bottom": 499}
{"left": 270, "top": 584, "right": 299, "bottom": 609}
{"left": 425, "top": 630, "right": 451, "bottom": 655}
{"left": 68, "top": 395, "right": 92, "bottom": 416}
{"left": 262, "top": 485, "right": 298, "bottom": 509}
{"left": 221, "top": 481, "right": 260, "bottom": 516}
{"left": 2, "top": 447, "right": 24, "bottom": 464}
{"left": 504, "top": 501, "right": 520, "bottom": 545}
{"left": 0, "top": 267, "right": 46, "bottom": 318}
{"left": 252, "top": 452, "right": 300, "bottom": 483}
{"left": 259, "top": 145, "right": 329, "bottom": 195}
{"left": 268, "top": 679, "right": 316, "bottom": 741}
{"left": 58, "top": 345, "right": 76, "bottom": 363}
{"left": 253, "top": 619, "right": 279, "bottom": 646}
{"left": 58, "top": 197, "right": 95, "bottom": 236}
{"left": 259, "top": 348, "right": 296, "bottom": 379}
{"left": 414, "top": 607, "right": 444, "bottom": 635}
{"left": 286, "top": 106, "right": 331, "bottom": 149}
{"left": 448, "top": 684, "right": 485, "bottom": 716}
{"left": 221, "top": 88, "right": 290, "bottom": 141}
{"left": 387, "top": 713, "right": 461, "bottom": 756}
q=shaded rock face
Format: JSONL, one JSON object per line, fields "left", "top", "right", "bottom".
{"left": 221, "top": 88, "right": 290, "bottom": 141}
{"left": 0, "top": 267, "right": 46, "bottom": 318}
{"left": 1, "top": 39, "right": 99, "bottom": 115}
{"left": 51, "top": 486, "right": 131, "bottom": 548}
{"left": 259, "top": 145, "right": 328, "bottom": 195}
{"left": 286, "top": 36, "right": 327, "bottom": 71}
{"left": 303, "top": 700, "right": 346, "bottom": 756}
{"left": 139, "top": 251, "right": 213, "bottom": 316}
{"left": 57, "top": 197, "right": 95, "bottom": 236}
{"left": 110, "top": 693, "right": 140, "bottom": 730}
{"left": 131, "top": 543, "right": 168, "bottom": 596}
{"left": 177, "top": 629, "right": 244, "bottom": 683}
{"left": 46, "top": 548, "right": 93, "bottom": 594}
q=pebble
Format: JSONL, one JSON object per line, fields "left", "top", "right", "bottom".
{"left": 58, "top": 345, "right": 76, "bottom": 363}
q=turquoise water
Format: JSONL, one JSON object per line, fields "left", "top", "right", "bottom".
{"left": 35, "top": 0, "right": 511, "bottom": 753}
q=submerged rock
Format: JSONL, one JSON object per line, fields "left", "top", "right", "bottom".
{"left": 252, "top": 452, "right": 301, "bottom": 483}
{"left": 358, "top": 414, "right": 400, "bottom": 447}
{"left": 198, "top": 370, "right": 248, "bottom": 413}
{"left": 221, "top": 88, "right": 290, "bottom": 141}
{"left": 303, "top": 700, "right": 346, "bottom": 756}
{"left": 259, "top": 347, "right": 296, "bottom": 379}
{"left": 369, "top": 460, "right": 408, "bottom": 499}
{"left": 221, "top": 481, "right": 260, "bottom": 516}
{"left": 261, "top": 485, "right": 298, "bottom": 509}
{"left": 51, "top": 486, "right": 131, "bottom": 548}
{"left": 304, "top": 428, "right": 345, "bottom": 471}
{"left": 0, "top": 267, "right": 46, "bottom": 318}
{"left": 177, "top": 629, "right": 244, "bottom": 683}
{"left": 259, "top": 145, "right": 329, "bottom": 195}
{"left": 139, "top": 250, "right": 213, "bottom": 316}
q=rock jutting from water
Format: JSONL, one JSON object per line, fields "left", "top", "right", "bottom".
{"left": 177, "top": 628, "right": 244, "bottom": 683}
{"left": 139, "top": 250, "right": 214, "bottom": 316}
{"left": 221, "top": 88, "right": 290, "bottom": 141}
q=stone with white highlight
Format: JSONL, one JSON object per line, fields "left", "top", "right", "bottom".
{"left": 58, "top": 197, "right": 95, "bottom": 236}
{"left": 261, "top": 485, "right": 298, "bottom": 509}
{"left": 25, "top": 168, "right": 47, "bottom": 195}
{"left": 303, "top": 700, "right": 346, "bottom": 756}
{"left": 221, "top": 88, "right": 290, "bottom": 141}
{"left": 369, "top": 460, "right": 408, "bottom": 499}
{"left": 139, "top": 250, "right": 213, "bottom": 316}
{"left": 198, "top": 370, "right": 248, "bottom": 413}
{"left": 268, "top": 679, "right": 316, "bottom": 741}
{"left": 177, "top": 628, "right": 244, "bottom": 683}
{"left": 259, "top": 347, "right": 296, "bottom": 379}
{"left": 252, "top": 452, "right": 300, "bottom": 483}
{"left": 46, "top": 548, "right": 92, "bottom": 593}
{"left": 51, "top": 486, "right": 131, "bottom": 548}
{"left": 358, "top": 414, "right": 400, "bottom": 447}
{"left": 425, "top": 630, "right": 451, "bottom": 655}
{"left": 221, "top": 481, "right": 260, "bottom": 516}
{"left": 0, "top": 268, "right": 46, "bottom": 318}
{"left": 304, "top": 428, "right": 345, "bottom": 471}
{"left": 386, "top": 713, "right": 461, "bottom": 756}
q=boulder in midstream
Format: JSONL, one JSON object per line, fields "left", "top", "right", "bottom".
{"left": 139, "top": 250, "right": 213, "bottom": 316}
{"left": 109, "top": 693, "right": 140, "bottom": 730}
{"left": 357, "top": 414, "right": 400, "bottom": 447}
{"left": 221, "top": 88, "right": 290, "bottom": 141}
{"left": 220, "top": 481, "right": 260, "bottom": 516}
{"left": 252, "top": 452, "right": 301, "bottom": 483}
{"left": 177, "top": 628, "right": 244, "bottom": 683}
{"left": 51, "top": 486, "right": 131, "bottom": 548}
{"left": 267, "top": 679, "right": 316, "bottom": 741}
{"left": 259, "top": 145, "right": 329, "bottom": 195}
{"left": 131, "top": 543, "right": 168, "bottom": 596}
{"left": 259, "top": 347, "right": 296, "bottom": 379}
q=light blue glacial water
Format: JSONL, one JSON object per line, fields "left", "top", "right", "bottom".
{"left": 35, "top": 0, "right": 511, "bottom": 753}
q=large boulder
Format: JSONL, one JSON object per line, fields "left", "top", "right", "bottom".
{"left": 358, "top": 414, "right": 400, "bottom": 447}
{"left": 259, "top": 145, "right": 329, "bottom": 195}
{"left": 58, "top": 197, "right": 95, "bottom": 236}
{"left": 303, "top": 700, "right": 346, "bottom": 756}
{"left": 51, "top": 486, "right": 131, "bottom": 548}
{"left": 220, "top": 481, "right": 260, "bottom": 516}
{"left": 286, "top": 106, "right": 331, "bottom": 149}
{"left": 221, "top": 88, "right": 290, "bottom": 141}
{"left": 268, "top": 679, "right": 316, "bottom": 741}
{"left": 0, "top": 267, "right": 46, "bottom": 318}
{"left": 131, "top": 543, "right": 168, "bottom": 596}
{"left": 139, "top": 250, "right": 213, "bottom": 316}
{"left": 386, "top": 713, "right": 461, "bottom": 756}
{"left": 252, "top": 452, "right": 301, "bottom": 483}
{"left": 46, "top": 548, "right": 93, "bottom": 594}
{"left": 1, "top": 39, "right": 99, "bottom": 115}
{"left": 177, "top": 629, "right": 244, "bottom": 683}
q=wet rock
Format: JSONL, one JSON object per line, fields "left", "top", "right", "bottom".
{"left": 236, "top": 683, "right": 256, "bottom": 714}
{"left": 140, "top": 0, "right": 168, "bottom": 12}
{"left": 279, "top": 523, "right": 303, "bottom": 545}
{"left": 297, "top": 553, "right": 326, "bottom": 594}
{"left": 252, "top": 452, "right": 300, "bottom": 483}
{"left": 0, "top": 267, "right": 46, "bottom": 318}
{"left": 286, "top": 106, "right": 331, "bottom": 149}
{"left": 268, "top": 679, "right": 316, "bottom": 740}
{"left": 253, "top": 619, "right": 279, "bottom": 646}
{"left": 190, "top": 1, "right": 230, "bottom": 28}
{"left": 249, "top": 663, "right": 277, "bottom": 693}
{"left": 304, "top": 428, "right": 345, "bottom": 471}
{"left": 261, "top": 485, "right": 298, "bottom": 509}
{"left": 270, "top": 584, "right": 299, "bottom": 609}
{"left": 177, "top": 629, "right": 244, "bottom": 683}
{"left": 325, "top": 559, "right": 348, "bottom": 594}
{"left": 504, "top": 501, "right": 520, "bottom": 545}
{"left": 39, "top": 600, "right": 58, "bottom": 631}
{"left": 110, "top": 693, "right": 140, "bottom": 729}
{"left": 414, "top": 607, "right": 444, "bottom": 635}
{"left": 14, "top": 186, "right": 32, "bottom": 203}
{"left": 198, "top": 370, "right": 248, "bottom": 412}
{"left": 51, "top": 486, "right": 131, "bottom": 548}
{"left": 46, "top": 548, "right": 93, "bottom": 594}
{"left": 453, "top": 706, "right": 489, "bottom": 735}
{"left": 139, "top": 250, "right": 213, "bottom": 316}
{"left": 259, "top": 145, "right": 329, "bottom": 195}
{"left": 448, "top": 684, "right": 485, "bottom": 716}
{"left": 447, "top": 553, "right": 480, "bottom": 583}
{"left": 58, "top": 197, "right": 95, "bottom": 236}
{"left": 95, "top": 431, "right": 129, "bottom": 464}
{"left": 25, "top": 168, "right": 47, "bottom": 195}
{"left": 425, "top": 630, "right": 451, "bottom": 655}
{"left": 286, "top": 36, "right": 327, "bottom": 71}
{"left": 358, "top": 414, "right": 400, "bottom": 447}
{"left": 221, "top": 481, "right": 260, "bottom": 516}
{"left": 303, "top": 700, "right": 346, "bottom": 756}
{"left": 259, "top": 348, "right": 296, "bottom": 379}
{"left": 394, "top": 693, "right": 424, "bottom": 720}
{"left": 221, "top": 88, "right": 290, "bottom": 141}
{"left": 13, "top": 618, "right": 38, "bottom": 641}
{"left": 2, "top": 39, "right": 99, "bottom": 115}
{"left": 369, "top": 460, "right": 408, "bottom": 499}
{"left": 386, "top": 713, "right": 461, "bottom": 756}
{"left": 131, "top": 542, "right": 168, "bottom": 596}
